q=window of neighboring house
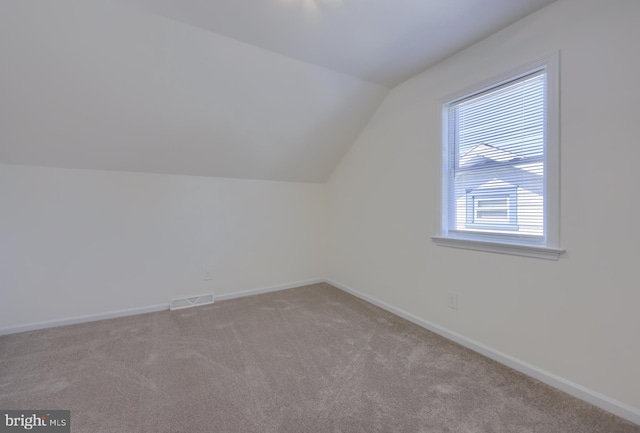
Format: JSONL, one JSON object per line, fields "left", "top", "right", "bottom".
{"left": 466, "top": 186, "right": 518, "bottom": 230}
{"left": 432, "top": 54, "right": 564, "bottom": 260}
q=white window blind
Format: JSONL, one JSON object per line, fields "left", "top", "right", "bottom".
{"left": 445, "top": 70, "right": 546, "bottom": 242}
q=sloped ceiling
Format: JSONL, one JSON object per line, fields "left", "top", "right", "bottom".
{"left": 120, "top": 0, "right": 557, "bottom": 87}
{"left": 0, "top": 0, "right": 388, "bottom": 183}
{"left": 0, "top": 0, "right": 556, "bottom": 183}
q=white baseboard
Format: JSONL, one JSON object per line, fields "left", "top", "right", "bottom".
{"left": 324, "top": 278, "right": 640, "bottom": 427}
{"left": 0, "top": 303, "right": 168, "bottom": 336}
{"left": 215, "top": 278, "right": 325, "bottom": 302}
{"left": 0, "top": 278, "right": 325, "bottom": 337}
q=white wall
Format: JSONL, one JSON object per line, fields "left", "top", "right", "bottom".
{"left": 327, "top": 0, "right": 640, "bottom": 416}
{"left": 0, "top": 164, "right": 325, "bottom": 331}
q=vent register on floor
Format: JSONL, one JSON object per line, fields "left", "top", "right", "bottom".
{"left": 169, "top": 294, "right": 215, "bottom": 311}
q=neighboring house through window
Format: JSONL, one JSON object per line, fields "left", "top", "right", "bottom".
{"left": 432, "top": 54, "right": 564, "bottom": 260}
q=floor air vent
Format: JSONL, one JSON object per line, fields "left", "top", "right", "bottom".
{"left": 170, "top": 293, "right": 215, "bottom": 311}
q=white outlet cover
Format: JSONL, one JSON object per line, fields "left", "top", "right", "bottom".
{"left": 448, "top": 292, "right": 459, "bottom": 309}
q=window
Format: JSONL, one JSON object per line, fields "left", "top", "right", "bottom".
{"left": 432, "top": 54, "right": 564, "bottom": 260}
{"left": 466, "top": 186, "right": 518, "bottom": 230}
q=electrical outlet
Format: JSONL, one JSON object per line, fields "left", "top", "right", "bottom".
{"left": 203, "top": 271, "right": 213, "bottom": 281}
{"left": 447, "top": 292, "right": 459, "bottom": 309}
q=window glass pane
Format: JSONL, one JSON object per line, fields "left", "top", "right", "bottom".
{"left": 455, "top": 72, "right": 545, "bottom": 167}
{"left": 448, "top": 70, "right": 546, "bottom": 238}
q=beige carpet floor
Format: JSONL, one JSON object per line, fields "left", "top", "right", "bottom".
{"left": 1, "top": 283, "right": 638, "bottom": 433}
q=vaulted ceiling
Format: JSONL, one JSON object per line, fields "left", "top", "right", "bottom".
{"left": 119, "top": 0, "right": 558, "bottom": 87}
{"left": 0, "top": 0, "right": 556, "bottom": 183}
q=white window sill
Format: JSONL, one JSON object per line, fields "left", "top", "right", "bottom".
{"left": 431, "top": 236, "right": 565, "bottom": 260}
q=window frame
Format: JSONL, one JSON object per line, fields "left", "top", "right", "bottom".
{"left": 432, "top": 53, "right": 564, "bottom": 260}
